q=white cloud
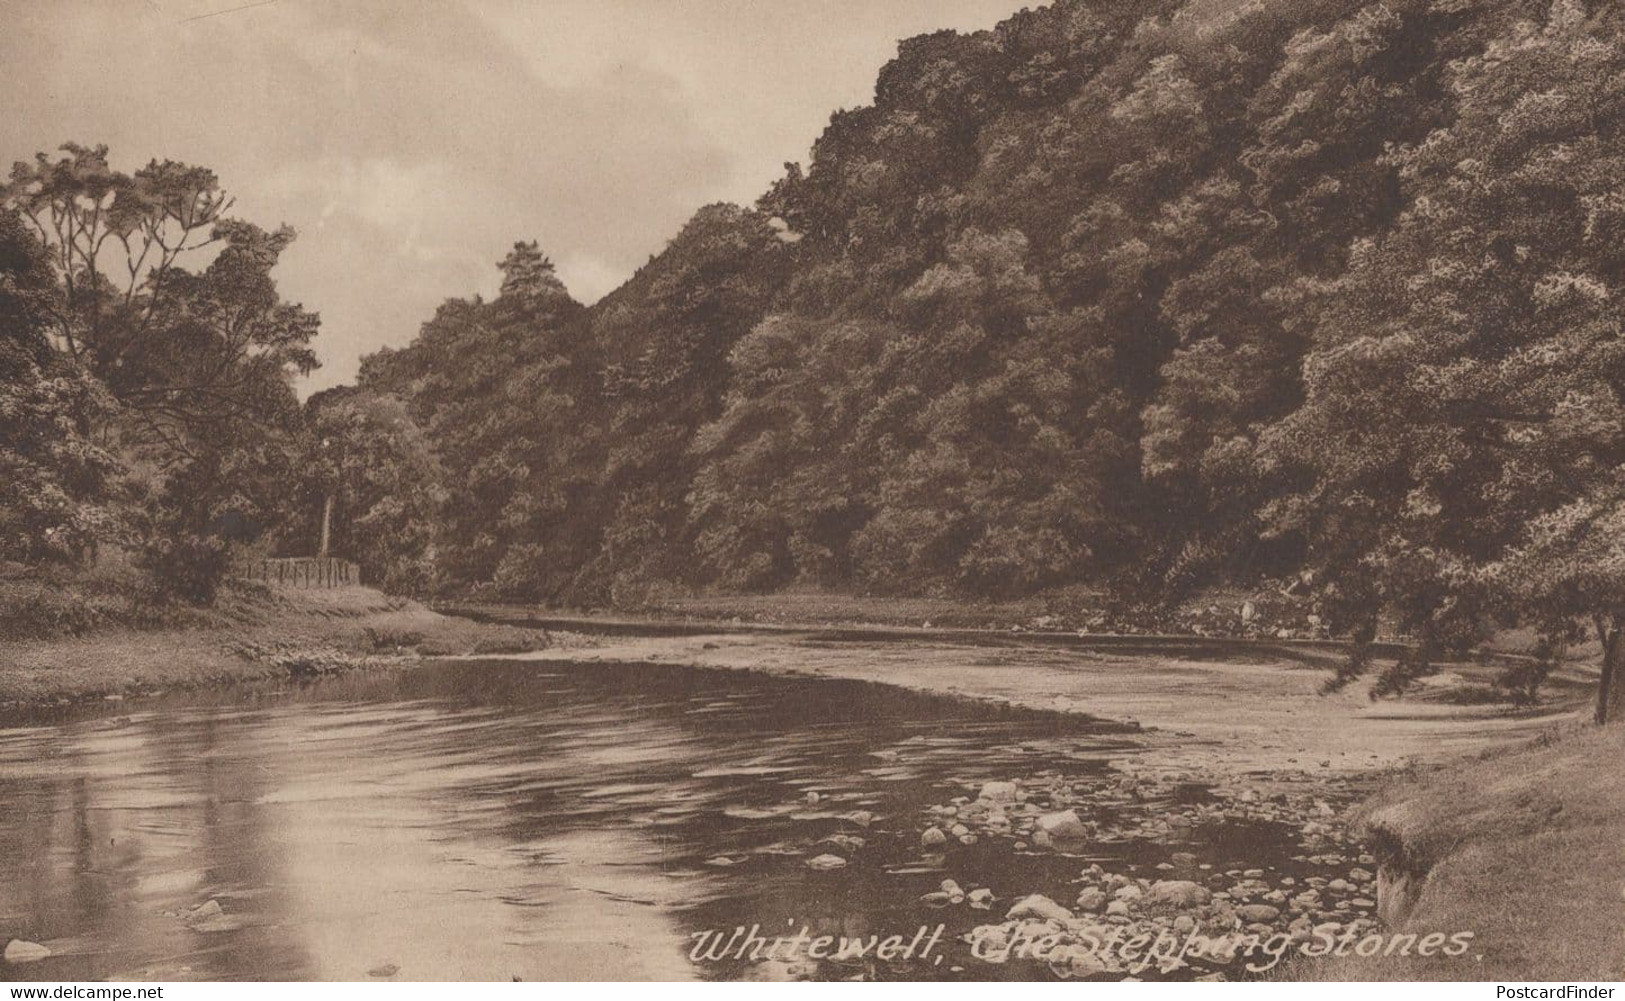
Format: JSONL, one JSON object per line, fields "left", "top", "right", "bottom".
{"left": 2, "top": 0, "right": 1028, "bottom": 393}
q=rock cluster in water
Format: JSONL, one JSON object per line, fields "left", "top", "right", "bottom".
{"left": 911, "top": 770, "right": 1382, "bottom": 980}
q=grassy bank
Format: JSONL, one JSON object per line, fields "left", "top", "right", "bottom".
{"left": 1286, "top": 722, "right": 1625, "bottom": 981}
{"left": 0, "top": 580, "right": 570, "bottom": 711}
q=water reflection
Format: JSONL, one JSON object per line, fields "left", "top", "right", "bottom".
{"left": 1, "top": 660, "right": 1201, "bottom": 981}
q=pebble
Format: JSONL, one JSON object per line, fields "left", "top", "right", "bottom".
{"left": 1007, "top": 894, "right": 1073, "bottom": 923}
{"left": 805, "top": 854, "right": 847, "bottom": 870}
{"left": 979, "top": 780, "right": 1019, "bottom": 803}
{"left": 3, "top": 941, "right": 50, "bottom": 964}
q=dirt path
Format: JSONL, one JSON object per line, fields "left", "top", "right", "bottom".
{"left": 496, "top": 630, "right": 1587, "bottom": 778}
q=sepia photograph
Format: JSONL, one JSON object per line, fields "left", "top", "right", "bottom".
{"left": 2, "top": 0, "right": 1624, "bottom": 988}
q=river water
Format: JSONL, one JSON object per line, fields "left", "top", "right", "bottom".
{"left": 0, "top": 658, "right": 1336, "bottom": 981}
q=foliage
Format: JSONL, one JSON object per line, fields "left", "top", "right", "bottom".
{"left": 0, "top": 144, "right": 318, "bottom": 603}
{"left": 1260, "top": 0, "right": 1625, "bottom": 717}
{"left": 134, "top": 530, "right": 231, "bottom": 605}
{"left": 281, "top": 388, "right": 442, "bottom": 595}
{"left": 11, "top": 0, "right": 1614, "bottom": 718}
{"left": 360, "top": 242, "right": 593, "bottom": 597}
{"left": 0, "top": 209, "right": 121, "bottom": 564}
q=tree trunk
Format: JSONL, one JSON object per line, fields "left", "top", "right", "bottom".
{"left": 1596, "top": 619, "right": 1625, "bottom": 725}
{"left": 319, "top": 494, "right": 334, "bottom": 558}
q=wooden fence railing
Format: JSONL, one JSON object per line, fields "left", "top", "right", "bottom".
{"left": 239, "top": 557, "right": 359, "bottom": 588}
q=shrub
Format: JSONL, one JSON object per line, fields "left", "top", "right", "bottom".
{"left": 137, "top": 532, "right": 231, "bottom": 605}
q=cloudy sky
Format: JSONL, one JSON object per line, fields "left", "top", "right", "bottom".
{"left": 2, "top": 0, "right": 1028, "bottom": 392}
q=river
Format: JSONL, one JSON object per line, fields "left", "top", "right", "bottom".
{"left": 0, "top": 657, "right": 1361, "bottom": 981}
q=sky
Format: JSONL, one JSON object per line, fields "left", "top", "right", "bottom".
{"left": 1, "top": 0, "right": 1031, "bottom": 393}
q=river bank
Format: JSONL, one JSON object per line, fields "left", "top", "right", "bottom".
{"left": 473, "top": 613, "right": 1608, "bottom": 981}
{"left": 3, "top": 594, "right": 1611, "bottom": 981}
{"left": 1284, "top": 720, "right": 1625, "bottom": 981}
{"left": 489, "top": 626, "right": 1588, "bottom": 777}
{"left": 0, "top": 583, "right": 578, "bottom": 715}
{"left": 447, "top": 581, "right": 1344, "bottom": 642}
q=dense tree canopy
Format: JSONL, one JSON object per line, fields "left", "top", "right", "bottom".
{"left": 1, "top": 144, "right": 319, "bottom": 598}
{"left": 0, "top": 209, "right": 119, "bottom": 564}
{"left": 14, "top": 0, "right": 1625, "bottom": 719}
{"left": 1261, "top": 0, "right": 1625, "bottom": 718}
{"left": 360, "top": 1, "right": 1621, "bottom": 627}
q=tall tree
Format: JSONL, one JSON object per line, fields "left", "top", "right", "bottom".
{"left": 359, "top": 242, "right": 591, "bottom": 597}
{"left": 1260, "top": 0, "right": 1625, "bottom": 720}
{"left": 2, "top": 145, "right": 319, "bottom": 481}
{"left": 0, "top": 209, "right": 120, "bottom": 564}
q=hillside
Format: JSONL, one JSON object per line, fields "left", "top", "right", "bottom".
{"left": 341, "top": 0, "right": 1625, "bottom": 713}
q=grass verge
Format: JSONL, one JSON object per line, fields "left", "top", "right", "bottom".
{"left": 0, "top": 580, "right": 569, "bottom": 711}
{"left": 1284, "top": 721, "right": 1625, "bottom": 981}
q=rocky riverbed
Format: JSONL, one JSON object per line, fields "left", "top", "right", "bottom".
{"left": 472, "top": 612, "right": 1591, "bottom": 980}
{"left": 905, "top": 771, "right": 1385, "bottom": 980}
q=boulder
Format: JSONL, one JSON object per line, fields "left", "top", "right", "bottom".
{"left": 921, "top": 826, "right": 948, "bottom": 848}
{"left": 1006, "top": 894, "right": 1073, "bottom": 923}
{"left": 182, "top": 900, "right": 253, "bottom": 935}
{"left": 1036, "top": 809, "right": 1089, "bottom": 841}
{"left": 1075, "top": 887, "right": 1107, "bottom": 912}
{"left": 1146, "top": 880, "right": 1210, "bottom": 909}
{"left": 185, "top": 899, "right": 223, "bottom": 925}
{"left": 979, "top": 780, "right": 1019, "bottom": 804}
{"left": 969, "top": 923, "right": 1015, "bottom": 962}
{"left": 1048, "top": 944, "right": 1109, "bottom": 979}
{"left": 1236, "top": 904, "right": 1281, "bottom": 923}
